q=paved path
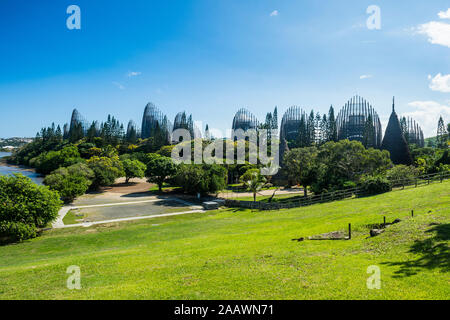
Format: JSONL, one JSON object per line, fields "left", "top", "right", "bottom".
{"left": 53, "top": 209, "right": 206, "bottom": 229}
{"left": 53, "top": 197, "right": 203, "bottom": 229}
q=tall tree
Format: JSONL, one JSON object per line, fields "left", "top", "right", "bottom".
{"left": 436, "top": 116, "right": 447, "bottom": 148}
{"left": 307, "top": 110, "right": 316, "bottom": 146}
{"left": 327, "top": 105, "right": 337, "bottom": 142}
{"left": 362, "top": 114, "right": 375, "bottom": 148}
{"left": 297, "top": 113, "right": 308, "bottom": 148}
{"left": 283, "top": 147, "right": 318, "bottom": 197}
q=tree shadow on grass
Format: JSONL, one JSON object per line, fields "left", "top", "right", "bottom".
{"left": 382, "top": 223, "right": 449, "bottom": 277}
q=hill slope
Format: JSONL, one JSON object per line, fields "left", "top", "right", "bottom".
{"left": 0, "top": 181, "right": 449, "bottom": 299}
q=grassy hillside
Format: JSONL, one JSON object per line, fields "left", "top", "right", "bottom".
{"left": 0, "top": 181, "right": 449, "bottom": 300}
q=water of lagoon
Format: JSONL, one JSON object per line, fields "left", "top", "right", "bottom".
{"left": 0, "top": 152, "right": 43, "bottom": 185}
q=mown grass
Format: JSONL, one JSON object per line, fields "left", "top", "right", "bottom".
{"left": 0, "top": 181, "right": 448, "bottom": 300}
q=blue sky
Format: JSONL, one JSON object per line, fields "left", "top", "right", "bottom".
{"left": 0, "top": 0, "right": 449, "bottom": 138}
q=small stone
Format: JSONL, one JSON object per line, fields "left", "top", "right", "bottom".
{"left": 370, "top": 229, "right": 385, "bottom": 237}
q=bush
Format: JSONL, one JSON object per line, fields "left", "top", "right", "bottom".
{"left": 87, "top": 156, "right": 124, "bottom": 189}
{"left": 0, "top": 174, "right": 62, "bottom": 244}
{"left": 0, "top": 221, "right": 37, "bottom": 244}
{"left": 44, "top": 165, "right": 94, "bottom": 203}
{"left": 174, "top": 164, "right": 228, "bottom": 195}
{"left": 386, "top": 165, "right": 420, "bottom": 185}
{"left": 359, "top": 175, "right": 391, "bottom": 195}
{"left": 33, "top": 145, "right": 82, "bottom": 174}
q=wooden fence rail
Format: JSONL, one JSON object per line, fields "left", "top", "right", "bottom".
{"left": 223, "top": 171, "right": 450, "bottom": 211}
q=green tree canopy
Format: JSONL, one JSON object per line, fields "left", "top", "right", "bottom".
{"left": 122, "top": 159, "right": 147, "bottom": 183}
{"left": 145, "top": 156, "right": 177, "bottom": 192}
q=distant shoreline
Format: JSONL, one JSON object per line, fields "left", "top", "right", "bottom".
{"left": 0, "top": 156, "right": 38, "bottom": 173}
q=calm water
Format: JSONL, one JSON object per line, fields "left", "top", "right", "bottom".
{"left": 0, "top": 152, "right": 43, "bottom": 185}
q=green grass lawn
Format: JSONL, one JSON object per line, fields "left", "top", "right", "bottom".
{"left": 0, "top": 181, "right": 449, "bottom": 299}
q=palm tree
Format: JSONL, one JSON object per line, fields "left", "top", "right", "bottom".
{"left": 243, "top": 172, "right": 266, "bottom": 202}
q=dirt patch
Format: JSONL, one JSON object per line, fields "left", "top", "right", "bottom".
{"left": 101, "top": 178, "right": 154, "bottom": 194}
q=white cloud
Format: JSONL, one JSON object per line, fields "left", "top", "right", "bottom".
{"left": 127, "top": 71, "right": 142, "bottom": 77}
{"left": 403, "top": 101, "right": 450, "bottom": 137}
{"left": 416, "top": 21, "right": 450, "bottom": 47}
{"left": 270, "top": 10, "right": 278, "bottom": 17}
{"left": 112, "top": 82, "right": 125, "bottom": 90}
{"left": 438, "top": 8, "right": 450, "bottom": 19}
{"left": 360, "top": 74, "right": 373, "bottom": 79}
{"left": 428, "top": 73, "right": 450, "bottom": 92}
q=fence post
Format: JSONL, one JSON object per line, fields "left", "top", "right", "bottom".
{"left": 411, "top": 209, "right": 414, "bottom": 218}
{"left": 383, "top": 216, "right": 386, "bottom": 228}
{"left": 348, "top": 223, "right": 351, "bottom": 240}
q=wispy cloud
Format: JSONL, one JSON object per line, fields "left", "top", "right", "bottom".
{"left": 360, "top": 74, "right": 373, "bottom": 79}
{"left": 438, "top": 8, "right": 450, "bottom": 19}
{"left": 127, "top": 71, "right": 142, "bottom": 78}
{"left": 428, "top": 73, "right": 450, "bottom": 92}
{"left": 270, "top": 10, "right": 278, "bottom": 17}
{"left": 112, "top": 82, "right": 125, "bottom": 90}
{"left": 403, "top": 101, "right": 450, "bottom": 137}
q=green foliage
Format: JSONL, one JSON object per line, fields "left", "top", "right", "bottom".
{"left": 283, "top": 147, "right": 318, "bottom": 196}
{"left": 242, "top": 170, "right": 266, "bottom": 202}
{"left": 122, "top": 159, "right": 147, "bottom": 183}
{"left": 32, "top": 145, "right": 82, "bottom": 174}
{"left": 44, "top": 163, "right": 94, "bottom": 203}
{"left": 207, "top": 164, "right": 228, "bottom": 193}
{"left": 77, "top": 142, "right": 97, "bottom": 159}
{"left": 145, "top": 156, "right": 177, "bottom": 191}
{"left": 174, "top": 164, "right": 227, "bottom": 195}
{"left": 0, "top": 174, "right": 62, "bottom": 239}
{"left": 87, "top": 156, "right": 124, "bottom": 189}
{"left": 312, "top": 140, "right": 392, "bottom": 192}
{"left": 239, "top": 168, "right": 260, "bottom": 184}
{"left": 157, "top": 145, "right": 176, "bottom": 157}
{"left": 359, "top": 175, "right": 391, "bottom": 195}
{"left": 174, "top": 164, "right": 208, "bottom": 195}
{"left": 413, "top": 148, "right": 450, "bottom": 174}
{"left": 386, "top": 165, "right": 420, "bottom": 184}
{"left": 0, "top": 221, "right": 37, "bottom": 245}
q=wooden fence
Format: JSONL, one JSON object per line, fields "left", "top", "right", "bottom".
{"left": 223, "top": 171, "right": 450, "bottom": 211}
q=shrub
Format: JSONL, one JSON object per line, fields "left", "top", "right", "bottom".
{"left": 87, "top": 156, "right": 124, "bottom": 189}
{"left": 33, "top": 145, "right": 82, "bottom": 174}
{"left": 0, "top": 174, "right": 62, "bottom": 244}
{"left": 174, "top": 164, "right": 228, "bottom": 195}
{"left": 386, "top": 165, "right": 420, "bottom": 185}
{"left": 359, "top": 175, "right": 391, "bottom": 195}
{"left": 44, "top": 165, "right": 94, "bottom": 203}
{"left": 0, "top": 221, "right": 37, "bottom": 244}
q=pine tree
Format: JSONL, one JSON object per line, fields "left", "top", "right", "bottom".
{"left": 205, "top": 124, "right": 211, "bottom": 140}
{"left": 307, "top": 110, "right": 315, "bottom": 146}
{"left": 297, "top": 113, "right": 308, "bottom": 147}
{"left": 315, "top": 112, "right": 322, "bottom": 145}
{"left": 327, "top": 105, "right": 337, "bottom": 142}
{"left": 381, "top": 98, "right": 412, "bottom": 165}
{"left": 437, "top": 116, "right": 447, "bottom": 148}
{"left": 320, "top": 114, "right": 328, "bottom": 145}
{"left": 362, "top": 114, "right": 375, "bottom": 148}
{"left": 272, "top": 107, "right": 278, "bottom": 129}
